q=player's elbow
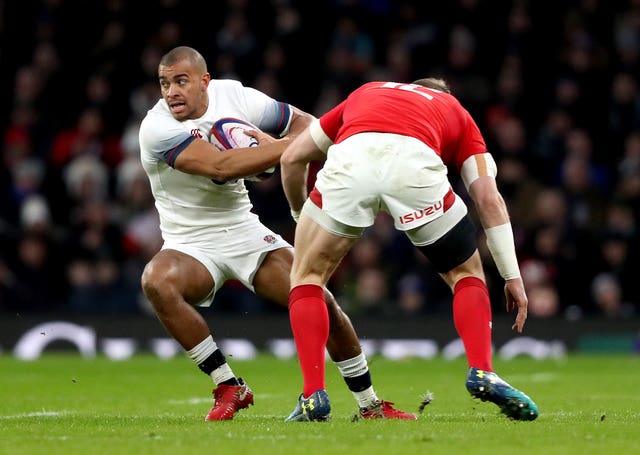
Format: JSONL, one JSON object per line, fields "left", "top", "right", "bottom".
{"left": 280, "top": 151, "right": 295, "bottom": 167}
{"left": 208, "top": 164, "right": 237, "bottom": 182}
{"left": 179, "top": 159, "right": 233, "bottom": 181}
{"left": 207, "top": 152, "right": 248, "bottom": 181}
{"left": 474, "top": 189, "right": 505, "bottom": 213}
{"left": 289, "top": 109, "right": 315, "bottom": 133}
{"left": 280, "top": 145, "right": 309, "bottom": 168}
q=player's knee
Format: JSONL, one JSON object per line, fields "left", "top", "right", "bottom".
{"left": 140, "top": 263, "right": 159, "bottom": 301}
{"left": 443, "top": 253, "right": 485, "bottom": 288}
{"left": 141, "top": 260, "right": 175, "bottom": 303}
{"left": 462, "top": 250, "right": 485, "bottom": 276}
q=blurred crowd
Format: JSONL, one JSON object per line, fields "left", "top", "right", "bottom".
{"left": 1, "top": 0, "right": 639, "bottom": 321}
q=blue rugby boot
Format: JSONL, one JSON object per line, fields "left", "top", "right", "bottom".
{"left": 466, "top": 367, "right": 539, "bottom": 421}
{"left": 285, "top": 389, "right": 331, "bottom": 422}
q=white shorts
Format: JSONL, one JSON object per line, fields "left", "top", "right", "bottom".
{"left": 303, "top": 190, "right": 468, "bottom": 246}
{"left": 312, "top": 132, "right": 451, "bottom": 231}
{"left": 162, "top": 215, "right": 292, "bottom": 307}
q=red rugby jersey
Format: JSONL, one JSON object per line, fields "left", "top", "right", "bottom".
{"left": 318, "top": 81, "right": 487, "bottom": 171}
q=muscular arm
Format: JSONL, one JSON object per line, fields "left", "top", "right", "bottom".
{"left": 286, "top": 106, "right": 315, "bottom": 137}
{"left": 467, "top": 176, "right": 510, "bottom": 228}
{"left": 168, "top": 91, "right": 311, "bottom": 182}
{"left": 468, "top": 175, "right": 528, "bottom": 333}
{"left": 173, "top": 105, "right": 312, "bottom": 186}
{"left": 174, "top": 132, "right": 290, "bottom": 182}
{"left": 280, "top": 127, "right": 326, "bottom": 212}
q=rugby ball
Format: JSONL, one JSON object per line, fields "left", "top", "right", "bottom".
{"left": 210, "top": 117, "right": 276, "bottom": 181}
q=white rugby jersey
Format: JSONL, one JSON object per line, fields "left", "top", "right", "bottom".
{"left": 139, "top": 79, "right": 292, "bottom": 242}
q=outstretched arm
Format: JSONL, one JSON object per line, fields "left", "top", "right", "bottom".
{"left": 174, "top": 132, "right": 289, "bottom": 182}
{"left": 468, "top": 175, "right": 528, "bottom": 333}
{"left": 280, "top": 127, "right": 327, "bottom": 217}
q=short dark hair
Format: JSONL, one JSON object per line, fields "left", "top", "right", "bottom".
{"left": 412, "top": 78, "right": 451, "bottom": 94}
{"left": 159, "top": 46, "right": 207, "bottom": 73}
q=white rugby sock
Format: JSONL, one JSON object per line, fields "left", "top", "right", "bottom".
{"left": 335, "top": 353, "right": 379, "bottom": 408}
{"left": 187, "top": 335, "right": 235, "bottom": 385}
{"left": 210, "top": 363, "right": 235, "bottom": 385}
{"left": 335, "top": 352, "right": 368, "bottom": 377}
{"left": 187, "top": 335, "right": 216, "bottom": 364}
{"left": 352, "top": 387, "right": 378, "bottom": 409}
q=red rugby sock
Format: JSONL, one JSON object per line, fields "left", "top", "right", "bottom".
{"left": 289, "top": 284, "right": 329, "bottom": 397}
{"left": 452, "top": 276, "right": 493, "bottom": 371}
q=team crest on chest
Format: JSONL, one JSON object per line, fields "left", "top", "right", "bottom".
{"left": 263, "top": 235, "right": 277, "bottom": 244}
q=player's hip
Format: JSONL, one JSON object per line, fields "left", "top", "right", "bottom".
{"left": 161, "top": 214, "right": 290, "bottom": 254}
{"left": 161, "top": 219, "right": 292, "bottom": 307}
{"left": 320, "top": 132, "right": 447, "bottom": 193}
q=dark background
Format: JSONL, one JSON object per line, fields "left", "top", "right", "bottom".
{"left": 1, "top": 1, "right": 639, "bottom": 333}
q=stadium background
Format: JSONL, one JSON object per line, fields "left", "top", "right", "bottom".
{"left": 0, "top": 0, "right": 639, "bottom": 356}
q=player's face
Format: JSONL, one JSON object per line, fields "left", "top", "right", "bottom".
{"left": 158, "top": 60, "right": 210, "bottom": 121}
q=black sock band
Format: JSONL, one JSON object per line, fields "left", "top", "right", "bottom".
{"left": 197, "top": 349, "right": 227, "bottom": 375}
{"left": 344, "top": 371, "right": 372, "bottom": 392}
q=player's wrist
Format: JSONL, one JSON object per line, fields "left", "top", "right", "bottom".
{"left": 290, "top": 209, "right": 301, "bottom": 223}
{"left": 484, "top": 223, "right": 520, "bottom": 280}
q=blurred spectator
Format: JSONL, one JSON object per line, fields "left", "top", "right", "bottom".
{"left": 563, "top": 128, "right": 611, "bottom": 189}
{"left": 396, "top": 273, "right": 426, "bottom": 315}
{"left": 394, "top": 272, "right": 449, "bottom": 317}
{"left": 324, "top": 15, "right": 375, "bottom": 97}
{"left": 339, "top": 267, "right": 393, "bottom": 316}
{"left": 440, "top": 23, "right": 491, "bottom": 116}
{"left": 63, "top": 155, "right": 110, "bottom": 217}
{"left": 608, "top": 72, "right": 640, "bottom": 153}
{"left": 531, "top": 187, "right": 569, "bottom": 228}
{"left": 64, "top": 198, "right": 139, "bottom": 314}
{"left": 613, "top": 2, "right": 640, "bottom": 73}
{"left": 20, "top": 194, "right": 53, "bottom": 235}
{"left": 615, "top": 131, "right": 640, "bottom": 222}
{"left": 527, "top": 284, "right": 561, "bottom": 319}
{"left": 215, "top": 11, "right": 258, "bottom": 76}
{"left": 532, "top": 108, "right": 574, "bottom": 182}
{"left": 0, "top": 229, "right": 66, "bottom": 314}
{"left": 2, "top": 158, "right": 46, "bottom": 228}
{"left": 113, "top": 158, "right": 162, "bottom": 300}
{"left": 66, "top": 253, "right": 139, "bottom": 315}
{"left": 595, "top": 228, "right": 638, "bottom": 308}
{"left": 494, "top": 155, "right": 543, "bottom": 231}
{"left": 591, "top": 272, "right": 635, "bottom": 319}
{"left": 50, "top": 107, "right": 123, "bottom": 170}
{"left": 489, "top": 115, "right": 529, "bottom": 160}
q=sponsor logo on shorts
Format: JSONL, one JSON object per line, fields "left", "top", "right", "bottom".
{"left": 398, "top": 200, "right": 443, "bottom": 225}
{"left": 263, "top": 235, "right": 277, "bottom": 244}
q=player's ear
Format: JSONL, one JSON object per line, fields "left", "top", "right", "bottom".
{"left": 201, "top": 72, "right": 211, "bottom": 90}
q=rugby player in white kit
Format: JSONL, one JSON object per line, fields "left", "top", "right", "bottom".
{"left": 138, "top": 46, "right": 415, "bottom": 421}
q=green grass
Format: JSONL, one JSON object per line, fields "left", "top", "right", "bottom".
{"left": 1, "top": 354, "right": 638, "bottom": 455}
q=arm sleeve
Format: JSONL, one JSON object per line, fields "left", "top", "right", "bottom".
{"left": 139, "top": 112, "right": 194, "bottom": 167}
{"left": 318, "top": 99, "right": 347, "bottom": 141}
{"left": 309, "top": 119, "right": 332, "bottom": 153}
{"left": 239, "top": 85, "right": 293, "bottom": 136}
{"left": 460, "top": 153, "right": 498, "bottom": 191}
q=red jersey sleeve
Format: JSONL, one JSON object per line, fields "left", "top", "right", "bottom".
{"left": 454, "top": 110, "right": 487, "bottom": 171}
{"left": 318, "top": 99, "right": 347, "bottom": 141}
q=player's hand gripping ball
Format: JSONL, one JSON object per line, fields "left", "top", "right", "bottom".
{"left": 210, "top": 117, "right": 276, "bottom": 181}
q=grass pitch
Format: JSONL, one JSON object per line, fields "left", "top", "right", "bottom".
{"left": 0, "top": 353, "right": 638, "bottom": 455}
